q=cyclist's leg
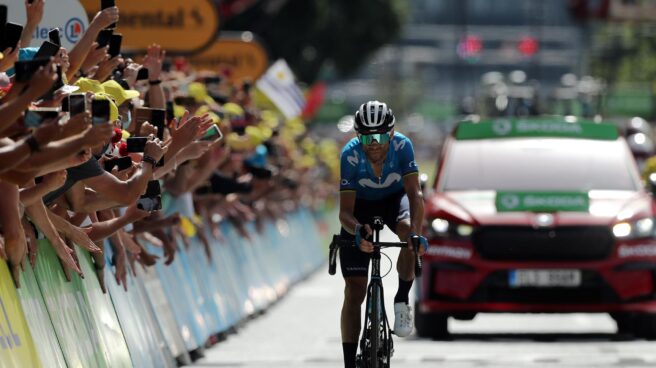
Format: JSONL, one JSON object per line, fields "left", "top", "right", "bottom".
{"left": 388, "top": 194, "right": 416, "bottom": 336}
{"left": 339, "top": 229, "right": 370, "bottom": 367}
{"left": 387, "top": 193, "right": 415, "bottom": 283}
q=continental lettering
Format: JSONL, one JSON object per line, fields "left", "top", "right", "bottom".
{"left": 192, "top": 54, "right": 259, "bottom": 68}
{"left": 119, "top": 8, "right": 203, "bottom": 28}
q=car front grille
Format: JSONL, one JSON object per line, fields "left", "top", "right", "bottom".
{"left": 473, "top": 226, "right": 614, "bottom": 261}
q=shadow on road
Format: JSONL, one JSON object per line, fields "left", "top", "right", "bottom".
{"left": 413, "top": 332, "right": 641, "bottom": 342}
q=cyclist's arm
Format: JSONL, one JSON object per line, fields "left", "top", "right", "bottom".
{"left": 403, "top": 173, "right": 424, "bottom": 234}
{"left": 339, "top": 191, "right": 359, "bottom": 234}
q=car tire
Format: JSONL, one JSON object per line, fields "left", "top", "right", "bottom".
{"left": 634, "top": 313, "right": 656, "bottom": 340}
{"left": 414, "top": 301, "right": 449, "bottom": 340}
{"left": 610, "top": 313, "right": 635, "bottom": 335}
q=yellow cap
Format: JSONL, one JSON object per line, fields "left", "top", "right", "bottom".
{"left": 227, "top": 132, "right": 255, "bottom": 151}
{"left": 101, "top": 80, "right": 140, "bottom": 106}
{"left": 74, "top": 78, "right": 104, "bottom": 94}
{"left": 223, "top": 102, "right": 244, "bottom": 116}
{"left": 188, "top": 82, "right": 216, "bottom": 105}
{"left": 93, "top": 94, "right": 119, "bottom": 123}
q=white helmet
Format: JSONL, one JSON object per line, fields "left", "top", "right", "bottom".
{"left": 354, "top": 100, "right": 395, "bottom": 133}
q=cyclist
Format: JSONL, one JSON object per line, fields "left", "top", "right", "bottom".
{"left": 338, "top": 100, "right": 428, "bottom": 368}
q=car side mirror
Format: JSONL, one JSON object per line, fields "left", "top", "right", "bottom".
{"left": 649, "top": 173, "right": 656, "bottom": 197}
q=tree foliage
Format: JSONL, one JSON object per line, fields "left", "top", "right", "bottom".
{"left": 221, "top": 0, "right": 407, "bottom": 83}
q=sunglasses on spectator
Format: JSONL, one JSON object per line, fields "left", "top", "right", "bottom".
{"left": 359, "top": 132, "right": 391, "bottom": 145}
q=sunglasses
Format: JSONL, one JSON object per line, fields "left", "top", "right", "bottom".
{"left": 359, "top": 132, "right": 391, "bottom": 145}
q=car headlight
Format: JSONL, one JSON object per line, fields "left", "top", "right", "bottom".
{"left": 612, "top": 218, "right": 654, "bottom": 239}
{"left": 428, "top": 218, "right": 474, "bottom": 239}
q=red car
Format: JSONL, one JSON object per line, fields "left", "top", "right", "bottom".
{"left": 416, "top": 118, "right": 656, "bottom": 339}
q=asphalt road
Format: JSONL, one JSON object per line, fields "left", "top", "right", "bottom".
{"left": 190, "top": 229, "right": 656, "bottom": 368}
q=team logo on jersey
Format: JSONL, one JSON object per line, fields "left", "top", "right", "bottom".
{"left": 358, "top": 173, "right": 402, "bottom": 189}
{"left": 409, "top": 160, "right": 417, "bottom": 168}
{"left": 341, "top": 179, "right": 350, "bottom": 186}
{"left": 347, "top": 150, "right": 359, "bottom": 167}
{"left": 393, "top": 139, "right": 406, "bottom": 152}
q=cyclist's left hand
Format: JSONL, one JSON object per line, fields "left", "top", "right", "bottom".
{"left": 407, "top": 233, "right": 428, "bottom": 256}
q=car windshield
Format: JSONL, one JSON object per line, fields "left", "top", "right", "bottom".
{"left": 441, "top": 138, "right": 640, "bottom": 191}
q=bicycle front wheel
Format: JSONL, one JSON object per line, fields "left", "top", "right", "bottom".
{"left": 370, "top": 284, "right": 381, "bottom": 368}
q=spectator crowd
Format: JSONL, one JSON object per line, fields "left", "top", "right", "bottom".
{"left": 0, "top": 0, "right": 338, "bottom": 294}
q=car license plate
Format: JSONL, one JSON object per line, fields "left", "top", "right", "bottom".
{"left": 508, "top": 269, "right": 581, "bottom": 288}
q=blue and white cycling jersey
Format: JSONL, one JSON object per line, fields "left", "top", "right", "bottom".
{"left": 340, "top": 132, "right": 419, "bottom": 201}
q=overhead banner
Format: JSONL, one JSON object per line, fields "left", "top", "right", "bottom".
{"left": 189, "top": 33, "right": 269, "bottom": 82}
{"left": 3, "top": 0, "right": 89, "bottom": 49}
{"left": 79, "top": 0, "right": 219, "bottom": 53}
{"left": 0, "top": 260, "right": 41, "bottom": 368}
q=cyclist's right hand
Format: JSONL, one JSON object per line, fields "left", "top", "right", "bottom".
{"left": 355, "top": 224, "right": 374, "bottom": 253}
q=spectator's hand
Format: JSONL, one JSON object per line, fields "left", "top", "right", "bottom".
{"left": 93, "top": 56, "right": 123, "bottom": 82}
{"left": 26, "top": 60, "right": 57, "bottom": 99}
{"left": 144, "top": 135, "right": 168, "bottom": 162}
{"left": 63, "top": 226, "right": 102, "bottom": 253}
{"left": 91, "top": 6, "right": 119, "bottom": 30}
{"left": 61, "top": 112, "right": 91, "bottom": 137}
{"left": 142, "top": 44, "right": 165, "bottom": 81}
{"left": 25, "top": 0, "right": 45, "bottom": 27}
{"left": 136, "top": 247, "right": 159, "bottom": 267}
{"left": 125, "top": 202, "right": 150, "bottom": 222}
{"left": 171, "top": 111, "right": 213, "bottom": 147}
{"left": 0, "top": 45, "right": 20, "bottom": 72}
{"left": 139, "top": 122, "right": 157, "bottom": 137}
{"left": 35, "top": 89, "right": 70, "bottom": 108}
{"left": 82, "top": 121, "right": 114, "bottom": 148}
{"left": 32, "top": 115, "right": 62, "bottom": 147}
{"left": 113, "top": 249, "right": 128, "bottom": 291}
{"left": 42, "top": 170, "right": 67, "bottom": 190}
{"left": 80, "top": 44, "right": 108, "bottom": 74}
{"left": 178, "top": 140, "right": 212, "bottom": 162}
{"left": 123, "top": 63, "right": 143, "bottom": 87}
{"left": 162, "top": 236, "right": 176, "bottom": 265}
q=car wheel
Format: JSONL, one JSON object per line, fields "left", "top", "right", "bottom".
{"left": 414, "top": 302, "right": 449, "bottom": 340}
{"left": 634, "top": 313, "right": 656, "bottom": 340}
{"left": 610, "top": 312, "right": 635, "bottom": 335}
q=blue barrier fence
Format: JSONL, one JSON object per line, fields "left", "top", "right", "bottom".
{"left": 1, "top": 207, "right": 335, "bottom": 367}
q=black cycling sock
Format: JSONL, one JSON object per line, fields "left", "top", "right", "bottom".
{"left": 394, "top": 278, "right": 413, "bottom": 304}
{"left": 343, "top": 342, "right": 357, "bottom": 368}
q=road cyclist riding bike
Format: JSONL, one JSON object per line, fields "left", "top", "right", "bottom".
{"left": 330, "top": 217, "right": 423, "bottom": 368}
{"left": 335, "top": 101, "right": 428, "bottom": 368}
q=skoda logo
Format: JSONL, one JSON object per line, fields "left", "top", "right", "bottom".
{"left": 501, "top": 194, "right": 520, "bottom": 209}
{"left": 492, "top": 120, "right": 512, "bottom": 136}
{"left": 65, "top": 18, "right": 85, "bottom": 44}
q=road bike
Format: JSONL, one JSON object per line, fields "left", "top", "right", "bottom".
{"left": 329, "top": 216, "right": 422, "bottom": 368}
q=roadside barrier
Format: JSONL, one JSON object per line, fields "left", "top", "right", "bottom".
{"left": 0, "top": 207, "right": 336, "bottom": 367}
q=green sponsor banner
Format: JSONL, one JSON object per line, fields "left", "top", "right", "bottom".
{"left": 496, "top": 191, "right": 590, "bottom": 212}
{"left": 33, "top": 239, "right": 131, "bottom": 368}
{"left": 456, "top": 118, "right": 618, "bottom": 141}
{"left": 17, "top": 264, "right": 67, "bottom": 368}
{"left": 0, "top": 260, "right": 42, "bottom": 368}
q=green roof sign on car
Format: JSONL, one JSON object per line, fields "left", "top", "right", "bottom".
{"left": 496, "top": 191, "right": 590, "bottom": 212}
{"left": 456, "top": 118, "right": 618, "bottom": 140}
